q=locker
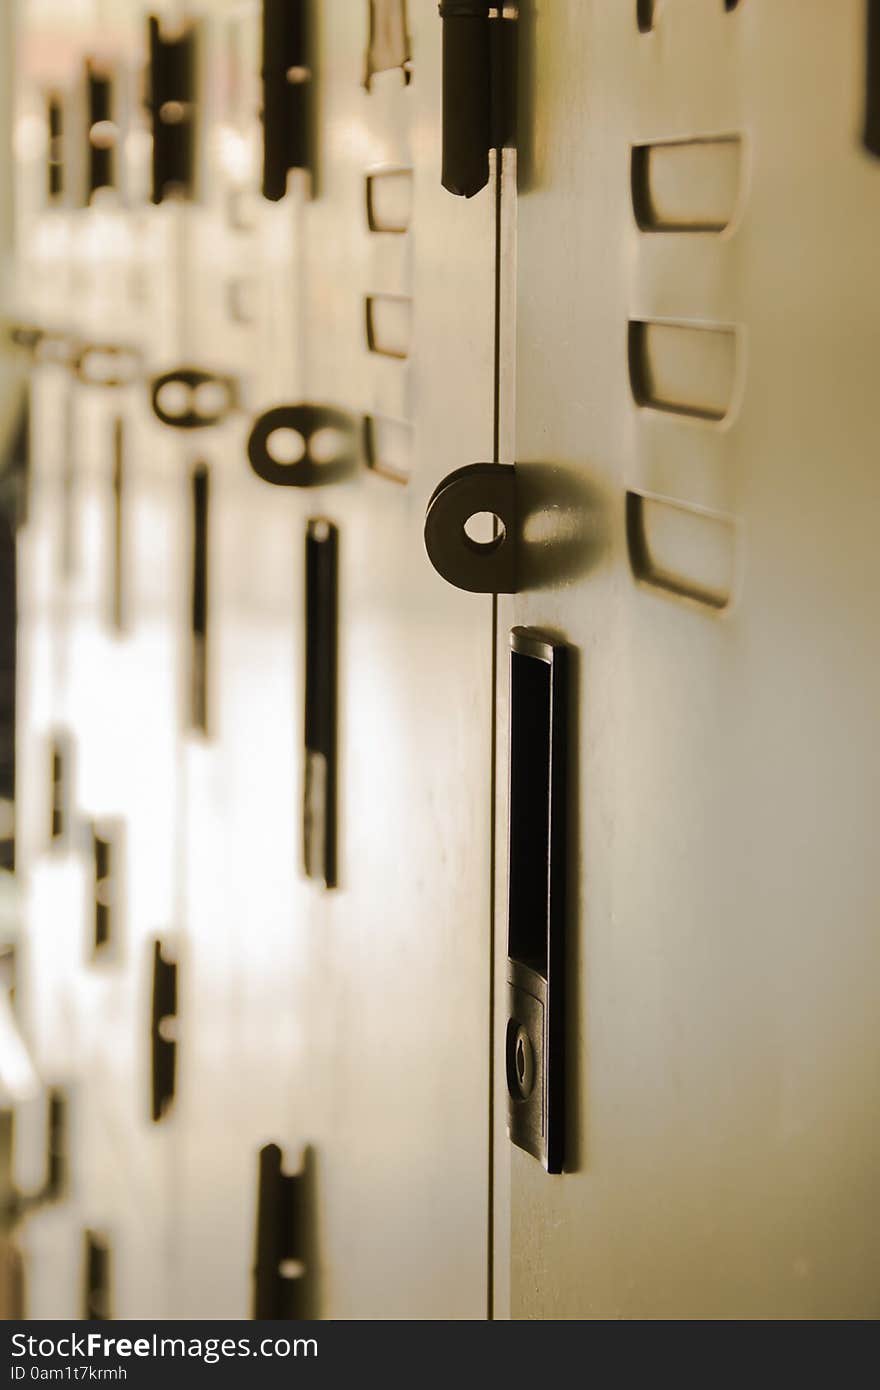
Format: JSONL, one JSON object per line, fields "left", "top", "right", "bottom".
{"left": 487, "top": 0, "right": 880, "bottom": 1319}
{"left": 2, "top": 0, "right": 879, "bottom": 1326}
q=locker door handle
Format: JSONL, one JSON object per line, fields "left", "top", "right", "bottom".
{"left": 261, "top": 0, "right": 312, "bottom": 200}
{"left": 506, "top": 628, "right": 568, "bottom": 1173}
{"left": 438, "top": 1, "right": 515, "bottom": 198}
{"left": 253, "top": 1144, "right": 315, "bottom": 1318}
{"left": 247, "top": 404, "right": 360, "bottom": 487}
{"left": 150, "top": 941, "right": 178, "bottom": 1123}
{"left": 303, "top": 520, "right": 338, "bottom": 889}
{"left": 147, "top": 15, "right": 197, "bottom": 204}
{"left": 866, "top": 0, "right": 880, "bottom": 156}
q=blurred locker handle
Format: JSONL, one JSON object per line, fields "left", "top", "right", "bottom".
{"left": 150, "top": 941, "right": 178, "bottom": 1124}
{"left": 252, "top": 1144, "right": 314, "bottom": 1318}
{"left": 439, "top": 1, "right": 516, "bottom": 197}
{"left": 261, "top": 0, "right": 312, "bottom": 200}
{"left": 147, "top": 15, "right": 198, "bottom": 204}
{"left": 866, "top": 0, "right": 880, "bottom": 155}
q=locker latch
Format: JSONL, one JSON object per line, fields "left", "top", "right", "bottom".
{"left": 150, "top": 941, "right": 178, "bottom": 1123}
{"left": 424, "top": 462, "right": 517, "bottom": 592}
{"left": 506, "top": 628, "right": 568, "bottom": 1173}
{"left": 261, "top": 0, "right": 312, "bottom": 200}
{"left": 253, "top": 1144, "right": 315, "bottom": 1318}
{"left": 438, "top": 1, "right": 516, "bottom": 197}
{"left": 147, "top": 15, "right": 197, "bottom": 204}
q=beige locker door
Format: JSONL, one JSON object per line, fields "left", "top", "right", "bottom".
{"left": 168, "top": 1, "right": 497, "bottom": 1317}
{"left": 495, "top": 0, "right": 880, "bottom": 1318}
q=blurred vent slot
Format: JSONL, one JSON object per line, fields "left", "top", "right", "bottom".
{"left": 628, "top": 320, "right": 737, "bottom": 421}
{"left": 636, "top": 0, "right": 655, "bottom": 32}
{"left": 866, "top": 0, "right": 880, "bottom": 156}
{"left": 631, "top": 137, "right": 742, "bottom": 232}
{"left": 83, "top": 1232, "right": 111, "bottom": 1320}
{"left": 366, "top": 168, "right": 413, "bottom": 233}
{"left": 626, "top": 492, "right": 735, "bottom": 610}
{"left": 364, "top": 415, "right": 412, "bottom": 483}
{"left": 190, "top": 464, "right": 210, "bottom": 733}
{"left": 365, "top": 295, "right": 412, "bottom": 359}
{"left": 365, "top": 0, "right": 412, "bottom": 88}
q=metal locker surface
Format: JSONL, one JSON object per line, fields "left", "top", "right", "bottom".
{"left": 494, "top": 0, "right": 880, "bottom": 1318}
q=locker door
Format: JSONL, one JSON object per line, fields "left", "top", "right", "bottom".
{"left": 492, "top": 0, "right": 880, "bottom": 1318}
{"left": 290, "top": 0, "right": 497, "bottom": 1318}
{"left": 164, "top": 1, "right": 498, "bottom": 1317}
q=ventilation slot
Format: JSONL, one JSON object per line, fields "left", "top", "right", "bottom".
{"left": 364, "top": 415, "right": 412, "bottom": 484}
{"left": 626, "top": 492, "right": 735, "bottom": 611}
{"left": 365, "top": 295, "right": 411, "bottom": 360}
{"left": 366, "top": 168, "right": 413, "bottom": 233}
{"left": 632, "top": 137, "right": 742, "bottom": 233}
{"left": 628, "top": 320, "right": 737, "bottom": 422}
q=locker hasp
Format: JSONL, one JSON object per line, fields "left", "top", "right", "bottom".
{"left": 247, "top": 404, "right": 360, "bottom": 487}
{"left": 261, "top": 0, "right": 312, "bottom": 200}
{"left": 424, "top": 463, "right": 517, "bottom": 593}
{"left": 150, "top": 369, "right": 237, "bottom": 430}
{"left": 506, "top": 628, "right": 568, "bottom": 1173}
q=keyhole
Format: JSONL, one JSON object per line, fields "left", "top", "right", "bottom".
{"left": 516, "top": 1035, "right": 526, "bottom": 1086}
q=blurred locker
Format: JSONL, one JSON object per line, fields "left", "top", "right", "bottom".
{"left": 12, "top": 0, "right": 184, "bottom": 1318}
{"left": 142, "top": 0, "right": 498, "bottom": 1317}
